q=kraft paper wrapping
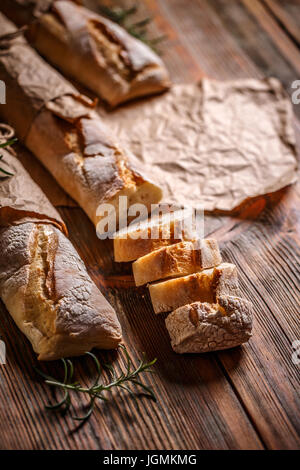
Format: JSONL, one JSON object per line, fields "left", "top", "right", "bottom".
{"left": 13, "top": 144, "right": 77, "bottom": 207}
{"left": 0, "top": 148, "right": 67, "bottom": 233}
{"left": 0, "top": 15, "right": 86, "bottom": 141}
{"left": 102, "top": 78, "right": 298, "bottom": 212}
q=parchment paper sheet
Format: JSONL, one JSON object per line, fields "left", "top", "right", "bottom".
{"left": 102, "top": 78, "right": 298, "bottom": 211}
{"left": 3, "top": 78, "right": 296, "bottom": 212}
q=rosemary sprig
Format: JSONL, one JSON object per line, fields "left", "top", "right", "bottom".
{"left": 35, "top": 345, "right": 157, "bottom": 422}
{"left": 0, "top": 138, "right": 17, "bottom": 177}
{"left": 98, "top": 5, "right": 138, "bottom": 24}
{"left": 97, "top": 3, "right": 166, "bottom": 53}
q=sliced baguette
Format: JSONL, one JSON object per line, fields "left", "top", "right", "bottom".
{"left": 132, "top": 239, "right": 222, "bottom": 286}
{"left": 165, "top": 295, "right": 253, "bottom": 353}
{"left": 114, "top": 211, "right": 196, "bottom": 262}
{"left": 149, "top": 263, "right": 239, "bottom": 314}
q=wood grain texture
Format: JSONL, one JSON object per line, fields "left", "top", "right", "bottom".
{"left": 243, "top": 0, "right": 300, "bottom": 74}
{"left": 0, "top": 0, "right": 299, "bottom": 450}
{"left": 262, "top": 0, "right": 300, "bottom": 46}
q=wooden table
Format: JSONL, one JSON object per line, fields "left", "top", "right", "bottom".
{"left": 0, "top": 0, "right": 299, "bottom": 450}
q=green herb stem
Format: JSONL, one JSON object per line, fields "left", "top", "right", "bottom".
{"left": 35, "top": 345, "right": 157, "bottom": 422}
{"left": 97, "top": 3, "right": 166, "bottom": 53}
{"left": 0, "top": 137, "right": 17, "bottom": 177}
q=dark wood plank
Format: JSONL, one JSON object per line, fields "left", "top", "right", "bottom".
{"left": 116, "top": 0, "right": 300, "bottom": 449}
{"left": 217, "top": 189, "right": 300, "bottom": 449}
{"left": 0, "top": 206, "right": 264, "bottom": 450}
{"left": 156, "top": 0, "right": 259, "bottom": 80}
{"left": 159, "top": 0, "right": 300, "bottom": 448}
{"left": 242, "top": 0, "right": 300, "bottom": 74}
{"left": 86, "top": 0, "right": 204, "bottom": 83}
{"left": 262, "top": 0, "right": 300, "bottom": 46}
{"left": 60, "top": 208, "right": 265, "bottom": 450}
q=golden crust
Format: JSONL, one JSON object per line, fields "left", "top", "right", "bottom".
{"left": 165, "top": 295, "right": 253, "bottom": 353}
{"left": 114, "top": 212, "right": 196, "bottom": 262}
{"left": 0, "top": 142, "right": 122, "bottom": 360}
{"left": 0, "top": 223, "right": 122, "bottom": 360}
{"left": 132, "top": 239, "right": 222, "bottom": 286}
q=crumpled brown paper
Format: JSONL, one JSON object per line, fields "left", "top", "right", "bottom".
{"left": 102, "top": 78, "right": 298, "bottom": 211}
{"left": 14, "top": 144, "right": 77, "bottom": 207}
{"left": 0, "top": 148, "right": 67, "bottom": 233}
{"left": 0, "top": 12, "right": 81, "bottom": 140}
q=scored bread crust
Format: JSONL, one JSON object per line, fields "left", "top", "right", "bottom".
{"left": 0, "top": 146, "right": 122, "bottom": 360}
{"left": 0, "top": 223, "right": 122, "bottom": 360}
{"left": 0, "top": 0, "right": 171, "bottom": 107}
{"left": 0, "top": 13, "right": 162, "bottom": 230}
{"left": 149, "top": 263, "right": 239, "bottom": 314}
{"left": 165, "top": 295, "right": 253, "bottom": 353}
{"left": 26, "top": 106, "right": 162, "bottom": 228}
{"left": 132, "top": 239, "right": 222, "bottom": 286}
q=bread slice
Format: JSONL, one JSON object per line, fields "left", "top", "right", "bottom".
{"left": 132, "top": 239, "right": 222, "bottom": 286}
{"left": 114, "top": 211, "right": 196, "bottom": 262}
{"left": 165, "top": 295, "right": 253, "bottom": 353}
{"left": 149, "top": 263, "right": 239, "bottom": 314}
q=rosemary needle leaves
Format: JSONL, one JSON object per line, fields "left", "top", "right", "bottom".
{"left": 0, "top": 138, "right": 17, "bottom": 177}
{"left": 97, "top": 3, "right": 166, "bottom": 53}
{"left": 35, "top": 345, "right": 157, "bottom": 422}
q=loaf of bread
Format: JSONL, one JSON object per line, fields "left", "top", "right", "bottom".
{"left": 132, "top": 239, "right": 222, "bottom": 286}
{"left": 114, "top": 211, "right": 197, "bottom": 262}
{"left": 0, "top": 0, "right": 171, "bottom": 107}
{"left": 0, "top": 147, "right": 122, "bottom": 360}
{"left": 165, "top": 295, "right": 253, "bottom": 353}
{"left": 149, "top": 263, "right": 239, "bottom": 314}
{"left": 0, "top": 13, "right": 162, "bottom": 234}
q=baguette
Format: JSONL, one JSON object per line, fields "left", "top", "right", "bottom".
{"left": 0, "top": 0, "right": 171, "bottom": 107}
{"left": 114, "top": 211, "right": 197, "bottom": 262}
{"left": 165, "top": 295, "right": 253, "bottom": 353}
{"left": 0, "top": 147, "right": 122, "bottom": 360}
{"left": 132, "top": 239, "right": 222, "bottom": 286}
{"left": 149, "top": 263, "right": 239, "bottom": 314}
{"left": 0, "top": 13, "right": 162, "bottom": 233}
